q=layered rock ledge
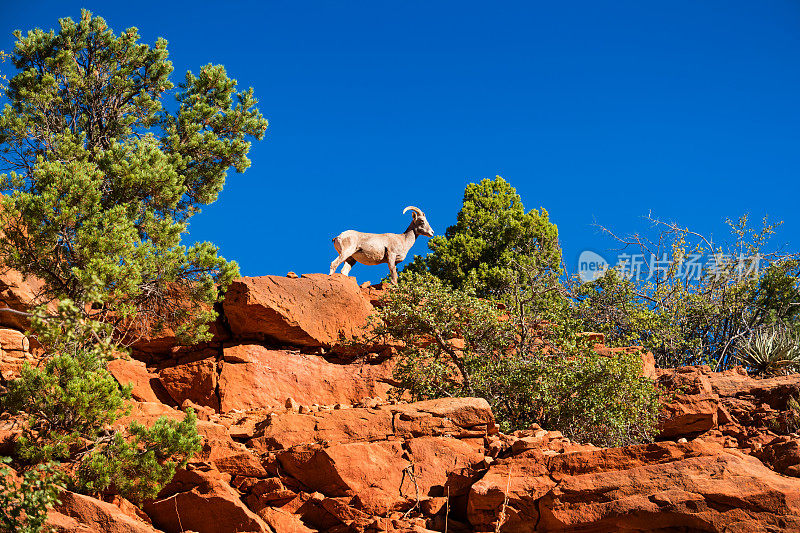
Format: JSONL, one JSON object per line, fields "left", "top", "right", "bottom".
{"left": 1, "top": 269, "right": 800, "bottom": 532}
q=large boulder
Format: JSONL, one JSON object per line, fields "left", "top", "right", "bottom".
{"left": 278, "top": 439, "right": 409, "bottom": 514}
{"left": 217, "top": 344, "right": 393, "bottom": 411}
{"left": 277, "top": 436, "right": 484, "bottom": 516}
{"left": 157, "top": 355, "right": 220, "bottom": 411}
{"left": 107, "top": 357, "right": 174, "bottom": 404}
{"left": 0, "top": 267, "right": 48, "bottom": 330}
{"left": 222, "top": 274, "right": 374, "bottom": 347}
{"left": 145, "top": 468, "right": 272, "bottom": 533}
{"left": 48, "top": 490, "right": 162, "bottom": 533}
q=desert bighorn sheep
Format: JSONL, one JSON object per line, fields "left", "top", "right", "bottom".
{"left": 329, "top": 206, "right": 434, "bottom": 284}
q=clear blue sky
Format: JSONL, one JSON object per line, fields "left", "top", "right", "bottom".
{"left": 3, "top": 1, "right": 800, "bottom": 283}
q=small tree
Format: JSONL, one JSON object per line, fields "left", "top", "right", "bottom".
{"left": 374, "top": 273, "right": 659, "bottom": 446}
{"left": 407, "top": 176, "right": 562, "bottom": 299}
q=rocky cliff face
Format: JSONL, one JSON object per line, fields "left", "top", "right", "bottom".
{"left": 2, "top": 271, "right": 800, "bottom": 532}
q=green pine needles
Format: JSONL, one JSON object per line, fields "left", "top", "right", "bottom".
{"left": 0, "top": 459, "right": 63, "bottom": 533}
{"left": 76, "top": 410, "right": 201, "bottom": 502}
{"left": 406, "top": 175, "right": 561, "bottom": 298}
{"left": 3, "top": 303, "right": 201, "bottom": 503}
{"left": 0, "top": 9, "right": 262, "bottom": 522}
{"left": 0, "top": 9, "right": 268, "bottom": 344}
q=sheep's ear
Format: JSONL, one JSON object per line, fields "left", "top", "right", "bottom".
{"left": 411, "top": 211, "right": 418, "bottom": 220}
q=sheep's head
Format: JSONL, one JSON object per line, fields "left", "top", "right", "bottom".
{"left": 403, "top": 206, "right": 434, "bottom": 237}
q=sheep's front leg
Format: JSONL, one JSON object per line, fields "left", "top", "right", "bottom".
{"left": 387, "top": 255, "right": 398, "bottom": 284}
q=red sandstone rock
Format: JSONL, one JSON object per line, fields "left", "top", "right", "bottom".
{"left": 248, "top": 397, "right": 494, "bottom": 452}
{"left": 195, "top": 420, "right": 267, "bottom": 478}
{"left": 276, "top": 435, "right": 483, "bottom": 517}
{"left": 659, "top": 393, "right": 721, "bottom": 438}
{"left": 48, "top": 490, "right": 162, "bottom": 533}
{"left": 249, "top": 408, "right": 394, "bottom": 451}
{"left": 158, "top": 357, "right": 220, "bottom": 411}
{"left": 19, "top": 268, "right": 800, "bottom": 532}
{"left": 755, "top": 436, "right": 800, "bottom": 477}
{"left": 404, "top": 436, "right": 484, "bottom": 497}
{"left": 640, "top": 350, "right": 657, "bottom": 380}
{"left": 389, "top": 397, "right": 495, "bottom": 434}
{"left": 0, "top": 327, "right": 29, "bottom": 355}
{"left": 145, "top": 468, "right": 272, "bottom": 533}
{"left": 257, "top": 507, "right": 314, "bottom": 533}
{"left": 0, "top": 267, "right": 49, "bottom": 330}
{"left": 709, "top": 372, "right": 800, "bottom": 408}
{"left": 468, "top": 450, "right": 555, "bottom": 531}
{"left": 259, "top": 400, "right": 492, "bottom": 517}
{"left": 222, "top": 274, "right": 374, "bottom": 347}
{"left": 469, "top": 440, "right": 800, "bottom": 532}
{"left": 360, "top": 282, "right": 387, "bottom": 307}
{"left": 217, "top": 344, "right": 393, "bottom": 411}
{"left": 107, "top": 357, "right": 170, "bottom": 404}
{"left": 0, "top": 327, "right": 36, "bottom": 381}
{"left": 278, "top": 440, "right": 409, "bottom": 514}
{"left": 660, "top": 365, "right": 714, "bottom": 394}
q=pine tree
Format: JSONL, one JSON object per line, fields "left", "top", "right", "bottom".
{"left": 0, "top": 10, "right": 268, "bottom": 342}
{"left": 407, "top": 175, "right": 561, "bottom": 298}
{"left": 0, "top": 10, "right": 259, "bottom": 507}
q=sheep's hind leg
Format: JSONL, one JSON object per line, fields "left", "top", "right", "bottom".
{"left": 341, "top": 257, "right": 357, "bottom": 276}
{"left": 330, "top": 255, "right": 346, "bottom": 274}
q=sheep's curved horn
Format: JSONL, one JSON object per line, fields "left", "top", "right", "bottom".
{"left": 403, "top": 206, "right": 424, "bottom": 217}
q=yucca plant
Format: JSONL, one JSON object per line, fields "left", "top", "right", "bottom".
{"left": 736, "top": 326, "right": 800, "bottom": 376}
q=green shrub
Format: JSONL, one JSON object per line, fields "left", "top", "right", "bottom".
{"left": 576, "top": 215, "right": 800, "bottom": 369}
{"left": 0, "top": 10, "right": 259, "bottom": 521}
{"left": 374, "top": 273, "right": 659, "bottom": 446}
{"left": 0, "top": 9, "right": 267, "bottom": 346}
{"left": 2, "top": 305, "right": 201, "bottom": 503}
{"left": 77, "top": 411, "right": 201, "bottom": 502}
{"left": 6, "top": 350, "right": 130, "bottom": 463}
{"left": 0, "top": 459, "right": 62, "bottom": 533}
